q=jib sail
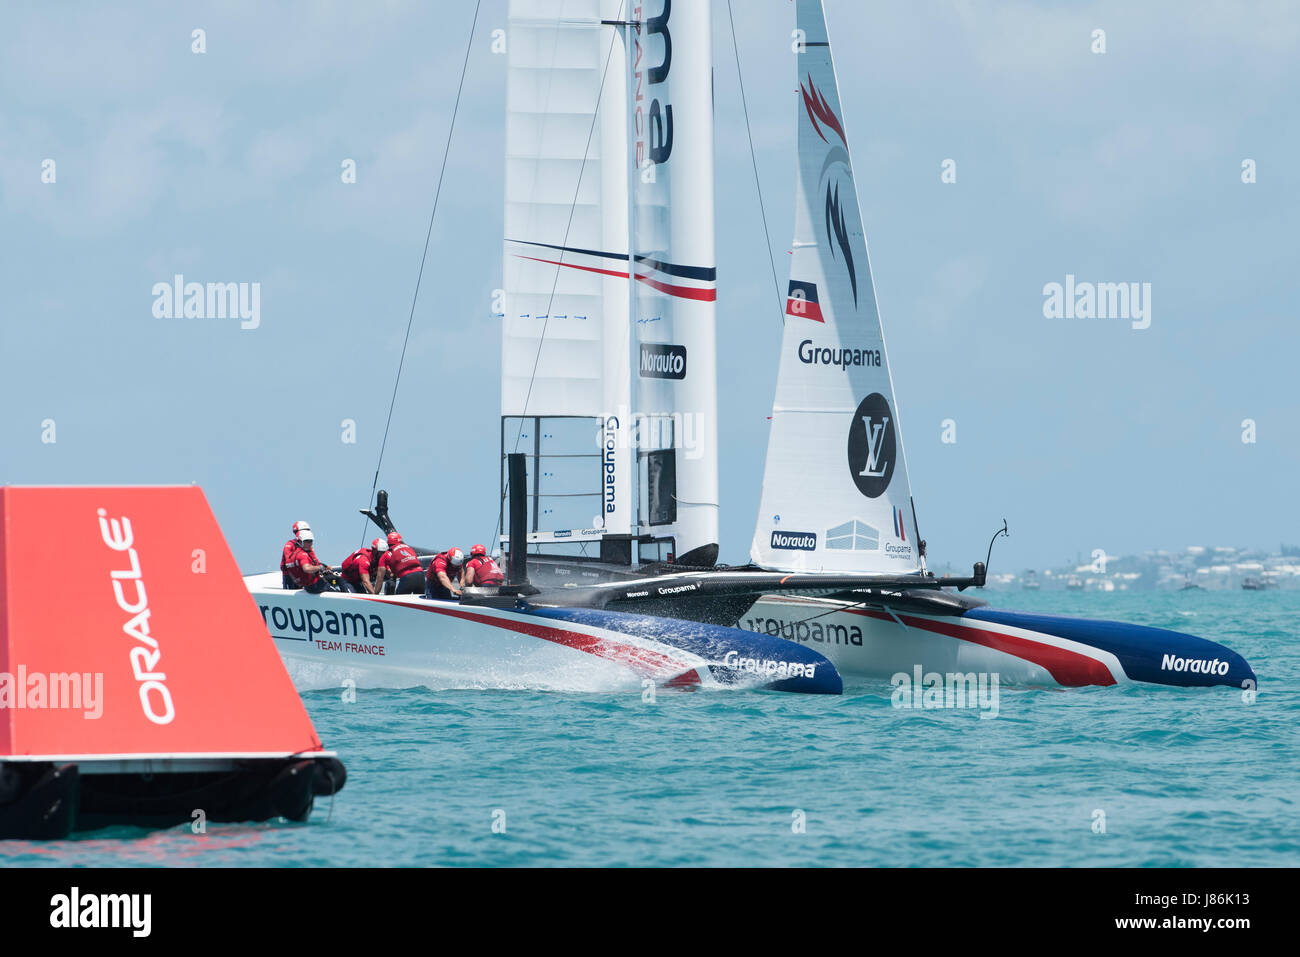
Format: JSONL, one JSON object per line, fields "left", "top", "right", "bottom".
{"left": 750, "top": 0, "right": 922, "bottom": 576}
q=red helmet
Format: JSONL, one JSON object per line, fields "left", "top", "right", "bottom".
{"left": 372, "top": 537, "right": 388, "bottom": 553}
{"left": 387, "top": 532, "right": 402, "bottom": 547}
{"left": 292, "top": 520, "right": 312, "bottom": 542}
{"left": 470, "top": 544, "right": 487, "bottom": 558}
{"left": 447, "top": 547, "right": 464, "bottom": 567}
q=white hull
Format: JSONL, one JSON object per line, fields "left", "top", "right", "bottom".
{"left": 742, "top": 596, "right": 1083, "bottom": 685}
{"left": 248, "top": 575, "right": 696, "bottom": 693}
{"left": 245, "top": 573, "right": 842, "bottom": 694}
{"left": 740, "top": 595, "right": 1255, "bottom": 690}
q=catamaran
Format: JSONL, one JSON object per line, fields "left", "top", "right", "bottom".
{"left": 248, "top": 0, "right": 1255, "bottom": 693}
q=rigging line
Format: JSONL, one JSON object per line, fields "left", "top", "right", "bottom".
{"left": 362, "top": 0, "right": 482, "bottom": 544}
{"left": 726, "top": 0, "right": 785, "bottom": 328}
{"left": 492, "top": 9, "right": 625, "bottom": 556}
{"left": 784, "top": 596, "right": 876, "bottom": 625}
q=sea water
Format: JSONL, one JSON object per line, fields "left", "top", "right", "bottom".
{"left": 3, "top": 591, "right": 1297, "bottom": 866}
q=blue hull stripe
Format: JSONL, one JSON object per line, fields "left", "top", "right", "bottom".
{"left": 967, "top": 608, "right": 1256, "bottom": 688}
{"left": 531, "top": 607, "right": 843, "bottom": 694}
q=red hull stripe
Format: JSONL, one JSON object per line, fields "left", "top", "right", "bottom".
{"left": 359, "top": 598, "right": 689, "bottom": 677}
{"left": 848, "top": 609, "right": 1117, "bottom": 687}
{"left": 662, "top": 668, "right": 703, "bottom": 688}
{"left": 515, "top": 255, "right": 716, "bottom": 303}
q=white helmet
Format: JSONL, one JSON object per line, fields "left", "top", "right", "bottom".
{"left": 447, "top": 547, "right": 464, "bottom": 566}
{"left": 293, "top": 520, "right": 312, "bottom": 542}
{"left": 372, "top": 538, "right": 388, "bottom": 553}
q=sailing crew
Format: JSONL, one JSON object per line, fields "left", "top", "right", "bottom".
{"left": 426, "top": 547, "right": 465, "bottom": 600}
{"left": 341, "top": 537, "right": 388, "bottom": 594}
{"left": 284, "top": 525, "right": 333, "bottom": 593}
{"left": 463, "top": 544, "right": 504, "bottom": 587}
{"left": 282, "top": 521, "right": 312, "bottom": 588}
{"left": 382, "top": 532, "right": 426, "bottom": 594}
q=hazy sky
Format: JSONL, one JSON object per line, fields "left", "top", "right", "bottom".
{"left": 2, "top": 0, "right": 1296, "bottom": 574}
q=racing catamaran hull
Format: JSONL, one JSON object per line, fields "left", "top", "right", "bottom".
{"left": 245, "top": 574, "right": 842, "bottom": 695}
{"left": 740, "top": 596, "right": 1256, "bottom": 689}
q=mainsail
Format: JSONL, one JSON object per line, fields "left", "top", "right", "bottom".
{"left": 502, "top": 0, "right": 635, "bottom": 546}
{"left": 750, "top": 0, "right": 922, "bottom": 575}
{"left": 502, "top": 0, "right": 719, "bottom": 566}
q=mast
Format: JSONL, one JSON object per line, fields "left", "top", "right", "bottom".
{"left": 631, "top": 0, "right": 720, "bottom": 566}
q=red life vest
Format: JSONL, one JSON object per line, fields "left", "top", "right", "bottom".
{"left": 383, "top": 543, "right": 422, "bottom": 579}
{"left": 284, "top": 544, "right": 321, "bottom": 588}
{"left": 428, "top": 551, "right": 463, "bottom": 584}
{"left": 341, "top": 546, "right": 375, "bottom": 583}
{"left": 466, "top": 555, "right": 504, "bottom": 585}
{"left": 280, "top": 539, "right": 297, "bottom": 573}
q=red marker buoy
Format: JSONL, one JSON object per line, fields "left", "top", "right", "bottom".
{"left": 0, "top": 485, "right": 345, "bottom": 839}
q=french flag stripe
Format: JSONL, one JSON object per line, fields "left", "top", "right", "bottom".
{"left": 849, "top": 609, "right": 1118, "bottom": 687}
{"left": 786, "top": 297, "right": 824, "bottom": 322}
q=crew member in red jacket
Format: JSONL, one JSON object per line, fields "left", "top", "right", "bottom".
{"left": 425, "top": 547, "right": 465, "bottom": 600}
{"left": 381, "top": 532, "right": 425, "bottom": 594}
{"left": 282, "top": 520, "right": 312, "bottom": 588}
{"left": 463, "top": 544, "right": 504, "bottom": 587}
{"left": 284, "top": 526, "right": 332, "bottom": 593}
{"left": 341, "top": 537, "right": 388, "bottom": 594}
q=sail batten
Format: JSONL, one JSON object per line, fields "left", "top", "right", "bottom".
{"left": 750, "top": 0, "right": 921, "bottom": 576}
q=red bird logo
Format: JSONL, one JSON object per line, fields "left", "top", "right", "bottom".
{"left": 800, "top": 75, "right": 846, "bottom": 146}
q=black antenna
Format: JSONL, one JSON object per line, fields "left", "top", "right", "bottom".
{"left": 982, "top": 519, "right": 1009, "bottom": 578}
{"left": 936, "top": 519, "right": 1008, "bottom": 591}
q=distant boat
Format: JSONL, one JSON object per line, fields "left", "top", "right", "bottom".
{"left": 1066, "top": 576, "right": 1085, "bottom": 591}
{"left": 1241, "top": 577, "right": 1271, "bottom": 591}
{"left": 1179, "top": 577, "right": 1204, "bottom": 592}
{"left": 1022, "top": 571, "right": 1041, "bottom": 591}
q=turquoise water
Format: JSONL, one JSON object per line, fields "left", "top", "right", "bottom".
{"left": 4, "top": 592, "right": 1297, "bottom": 866}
